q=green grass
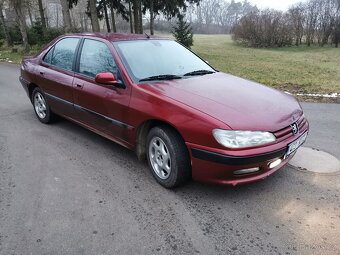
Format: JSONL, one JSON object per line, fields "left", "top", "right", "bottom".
{"left": 0, "top": 48, "right": 25, "bottom": 64}
{"left": 0, "top": 45, "right": 39, "bottom": 64}
{"left": 1, "top": 34, "right": 339, "bottom": 94}
{"left": 192, "top": 34, "right": 340, "bottom": 94}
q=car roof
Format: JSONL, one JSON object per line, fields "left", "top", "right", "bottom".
{"left": 68, "top": 32, "right": 167, "bottom": 42}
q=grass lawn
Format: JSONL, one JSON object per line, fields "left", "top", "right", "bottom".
{"left": 1, "top": 34, "right": 339, "bottom": 94}
{"left": 0, "top": 48, "right": 27, "bottom": 64}
{"left": 0, "top": 44, "right": 39, "bottom": 64}
{"left": 192, "top": 34, "right": 340, "bottom": 94}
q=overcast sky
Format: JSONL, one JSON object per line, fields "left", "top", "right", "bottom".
{"left": 247, "top": 0, "right": 305, "bottom": 11}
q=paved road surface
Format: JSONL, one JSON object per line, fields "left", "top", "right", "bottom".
{"left": 0, "top": 63, "right": 339, "bottom": 255}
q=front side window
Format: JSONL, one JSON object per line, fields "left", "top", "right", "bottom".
{"left": 114, "top": 40, "right": 214, "bottom": 82}
{"left": 44, "top": 38, "right": 79, "bottom": 71}
{"left": 79, "top": 39, "right": 117, "bottom": 78}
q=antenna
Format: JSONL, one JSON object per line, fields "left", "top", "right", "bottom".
{"left": 144, "top": 32, "right": 150, "bottom": 39}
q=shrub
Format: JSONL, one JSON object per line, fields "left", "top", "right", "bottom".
{"left": 28, "top": 19, "right": 63, "bottom": 46}
{"left": 172, "top": 14, "right": 194, "bottom": 49}
{"left": 233, "top": 10, "right": 294, "bottom": 48}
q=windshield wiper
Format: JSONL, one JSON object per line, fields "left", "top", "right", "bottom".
{"left": 183, "top": 70, "right": 215, "bottom": 76}
{"left": 139, "top": 74, "right": 182, "bottom": 82}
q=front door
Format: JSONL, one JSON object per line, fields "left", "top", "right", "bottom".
{"left": 72, "top": 38, "right": 131, "bottom": 142}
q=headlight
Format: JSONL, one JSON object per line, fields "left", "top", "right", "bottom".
{"left": 212, "top": 129, "right": 276, "bottom": 149}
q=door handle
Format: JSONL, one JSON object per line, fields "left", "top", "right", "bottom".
{"left": 76, "top": 83, "right": 84, "bottom": 89}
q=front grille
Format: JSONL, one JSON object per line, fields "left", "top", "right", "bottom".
{"left": 273, "top": 117, "right": 307, "bottom": 143}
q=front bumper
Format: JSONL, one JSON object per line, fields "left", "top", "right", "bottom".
{"left": 187, "top": 126, "right": 309, "bottom": 186}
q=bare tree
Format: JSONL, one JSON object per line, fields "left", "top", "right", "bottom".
{"left": 333, "top": 0, "right": 340, "bottom": 47}
{"left": 288, "top": 4, "right": 305, "bottom": 46}
{"left": 10, "top": 0, "right": 30, "bottom": 52}
{"left": 0, "top": 0, "right": 12, "bottom": 46}
{"left": 304, "top": 0, "right": 319, "bottom": 46}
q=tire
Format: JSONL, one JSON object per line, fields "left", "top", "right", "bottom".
{"left": 146, "top": 126, "right": 191, "bottom": 188}
{"left": 31, "top": 87, "right": 55, "bottom": 124}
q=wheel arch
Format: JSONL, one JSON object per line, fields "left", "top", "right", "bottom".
{"left": 135, "top": 119, "right": 188, "bottom": 161}
{"left": 28, "top": 83, "right": 39, "bottom": 103}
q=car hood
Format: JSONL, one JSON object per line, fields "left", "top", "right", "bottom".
{"left": 139, "top": 72, "right": 303, "bottom": 131}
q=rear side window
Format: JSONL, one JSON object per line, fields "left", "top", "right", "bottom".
{"left": 43, "top": 38, "right": 80, "bottom": 71}
{"left": 79, "top": 39, "right": 117, "bottom": 78}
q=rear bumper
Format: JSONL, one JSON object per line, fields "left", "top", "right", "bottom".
{"left": 187, "top": 126, "right": 309, "bottom": 186}
{"left": 19, "top": 76, "right": 30, "bottom": 97}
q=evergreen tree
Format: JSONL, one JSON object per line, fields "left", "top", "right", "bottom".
{"left": 172, "top": 14, "right": 193, "bottom": 49}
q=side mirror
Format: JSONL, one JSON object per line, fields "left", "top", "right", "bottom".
{"left": 95, "top": 72, "right": 118, "bottom": 85}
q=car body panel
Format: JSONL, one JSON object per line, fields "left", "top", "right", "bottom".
{"left": 38, "top": 64, "right": 77, "bottom": 118}
{"left": 139, "top": 72, "right": 303, "bottom": 132}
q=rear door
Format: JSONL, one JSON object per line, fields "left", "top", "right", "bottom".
{"left": 38, "top": 37, "right": 80, "bottom": 118}
{"left": 72, "top": 38, "right": 132, "bottom": 142}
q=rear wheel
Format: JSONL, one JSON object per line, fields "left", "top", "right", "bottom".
{"left": 146, "top": 126, "right": 191, "bottom": 188}
{"left": 31, "top": 87, "right": 55, "bottom": 124}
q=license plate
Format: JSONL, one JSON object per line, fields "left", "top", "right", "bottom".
{"left": 286, "top": 132, "right": 308, "bottom": 157}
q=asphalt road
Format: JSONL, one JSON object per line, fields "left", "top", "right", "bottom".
{"left": 0, "top": 63, "right": 339, "bottom": 255}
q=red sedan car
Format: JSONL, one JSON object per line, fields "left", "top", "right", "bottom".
{"left": 20, "top": 33, "right": 309, "bottom": 188}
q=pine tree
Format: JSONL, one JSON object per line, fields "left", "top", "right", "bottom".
{"left": 172, "top": 14, "right": 193, "bottom": 49}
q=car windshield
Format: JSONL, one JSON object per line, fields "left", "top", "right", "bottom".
{"left": 113, "top": 40, "right": 215, "bottom": 83}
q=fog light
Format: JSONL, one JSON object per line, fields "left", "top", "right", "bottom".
{"left": 234, "top": 167, "right": 260, "bottom": 175}
{"left": 269, "top": 159, "right": 282, "bottom": 169}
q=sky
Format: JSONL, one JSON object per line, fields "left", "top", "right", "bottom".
{"left": 247, "top": 0, "right": 305, "bottom": 11}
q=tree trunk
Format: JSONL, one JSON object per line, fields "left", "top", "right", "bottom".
{"left": 129, "top": 1, "right": 133, "bottom": 33}
{"left": 60, "top": 0, "right": 72, "bottom": 33}
{"left": 84, "top": 16, "right": 88, "bottom": 31}
{"left": 13, "top": 0, "right": 29, "bottom": 52}
{"left": 27, "top": 5, "right": 33, "bottom": 26}
{"left": 138, "top": 0, "right": 143, "bottom": 34}
{"left": 149, "top": 0, "right": 154, "bottom": 35}
{"left": 56, "top": 4, "right": 59, "bottom": 28}
{"left": 37, "top": 0, "right": 47, "bottom": 29}
{"left": 89, "top": 0, "right": 100, "bottom": 32}
{"left": 70, "top": 9, "right": 77, "bottom": 29}
{"left": 133, "top": 0, "right": 139, "bottom": 34}
{"left": 103, "top": 1, "right": 111, "bottom": 32}
{"left": 0, "top": 1, "right": 12, "bottom": 46}
{"left": 79, "top": 13, "right": 84, "bottom": 31}
{"left": 110, "top": 5, "right": 116, "bottom": 33}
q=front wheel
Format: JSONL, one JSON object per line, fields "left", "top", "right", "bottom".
{"left": 146, "top": 126, "right": 191, "bottom": 188}
{"left": 31, "top": 87, "right": 55, "bottom": 124}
